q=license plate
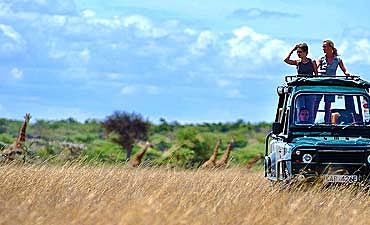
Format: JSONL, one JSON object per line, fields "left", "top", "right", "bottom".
{"left": 324, "top": 175, "right": 358, "bottom": 183}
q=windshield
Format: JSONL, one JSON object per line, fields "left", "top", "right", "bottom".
{"left": 294, "top": 94, "right": 370, "bottom": 126}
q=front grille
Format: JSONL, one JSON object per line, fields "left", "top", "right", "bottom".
{"left": 316, "top": 150, "right": 366, "bottom": 163}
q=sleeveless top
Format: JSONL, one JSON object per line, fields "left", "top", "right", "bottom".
{"left": 319, "top": 56, "right": 341, "bottom": 75}
{"left": 297, "top": 58, "right": 314, "bottom": 75}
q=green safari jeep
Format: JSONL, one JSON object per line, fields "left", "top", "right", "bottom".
{"left": 265, "top": 75, "right": 370, "bottom": 184}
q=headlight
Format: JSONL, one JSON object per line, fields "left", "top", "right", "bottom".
{"left": 302, "top": 154, "right": 313, "bottom": 163}
{"left": 368, "top": 155, "right": 370, "bottom": 164}
{"left": 295, "top": 150, "right": 301, "bottom": 155}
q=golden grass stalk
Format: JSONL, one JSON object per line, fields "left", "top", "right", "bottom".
{"left": 0, "top": 164, "right": 369, "bottom": 225}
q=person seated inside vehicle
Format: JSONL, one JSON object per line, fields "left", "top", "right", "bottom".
{"left": 297, "top": 107, "right": 311, "bottom": 124}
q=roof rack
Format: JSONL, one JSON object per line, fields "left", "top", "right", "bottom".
{"left": 283, "top": 74, "right": 370, "bottom": 89}
{"left": 284, "top": 74, "right": 361, "bottom": 83}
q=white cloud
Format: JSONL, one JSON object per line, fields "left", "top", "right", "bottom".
{"left": 345, "top": 38, "right": 370, "bottom": 64}
{"left": 123, "top": 15, "right": 167, "bottom": 38}
{"left": 216, "top": 79, "right": 232, "bottom": 87}
{"left": 0, "top": 24, "right": 24, "bottom": 44}
{"left": 259, "top": 39, "right": 287, "bottom": 61}
{"left": 184, "top": 28, "right": 197, "bottom": 36}
{"left": 10, "top": 67, "right": 23, "bottom": 79}
{"left": 86, "top": 17, "right": 122, "bottom": 29}
{"left": 79, "top": 48, "right": 90, "bottom": 63}
{"left": 233, "top": 26, "right": 269, "bottom": 42}
{"left": 226, "top": 89, "right": 243, "bottom": 98}
{"left": 123, "top": 15, "right": 151, "bottom": 30}
{"left": 146, "top": 85, "right": 160, "bottom": 95}
{"left": 121, "top": 85, "right": 136, "bottom": 95}
{"left": 120, "top": 84, "right": 161, "bottom": 95}
{"left": 104, "top": 73, "right": 122, "bottom": 80}
{"left": 190, "top": 30, "right": 217, "bottom": 55}
{"left": 227, "top": 26, "right": 289, "bottom": 65}
{"left": 82, "top": 9, "right": 96, "bottom": 18}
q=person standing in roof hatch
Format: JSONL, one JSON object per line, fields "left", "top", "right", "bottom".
{"left": 315, "top": 40, "right": 351, "bottom": 123}
{"left": 284, "top": 43, "right": 318, "bottom": 76}
{"left": 285, "top": 43, "right": 318, "bottom": 120}
{"left": 317, "top": 39, "right": 350, "bottom": 76}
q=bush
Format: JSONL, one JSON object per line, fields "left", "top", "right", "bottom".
{"left": 80, "top": 140, "right": 124, "bottom": 163}
{"left": 0, "top": 133, "right": 14, "bottom": 144}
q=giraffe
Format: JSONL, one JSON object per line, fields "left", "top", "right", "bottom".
{"left": 215, "top": 138, "right": 235, "bottom": 168}
{"left": 246, "top": 154, "right": 264, "bottom": 170}
{"left": 200, "top": 139, "right": 221, "bottom": 169}
{"left": 1, "top": 113, "right": 31, "bottom": 162}
{"left": 128, "top": 141, "right": 153, "bottom": 167}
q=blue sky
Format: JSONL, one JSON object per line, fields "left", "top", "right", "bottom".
{"left": 1, "top": 0, "right": 370, "bottom": 123}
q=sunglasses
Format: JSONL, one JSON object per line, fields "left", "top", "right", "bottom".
{"left": 297, "top": 50, "right": 303, "bottom": 53}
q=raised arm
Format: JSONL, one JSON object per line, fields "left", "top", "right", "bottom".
{"left": 284, "top": 45, "right": 298, "bottom": 65}
{"left": 339, "top": 59, "right": 350, "bottom": 76}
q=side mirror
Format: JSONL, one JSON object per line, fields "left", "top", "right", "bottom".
{"left": 272, "top": 122, "right": 282, "bottom": 135}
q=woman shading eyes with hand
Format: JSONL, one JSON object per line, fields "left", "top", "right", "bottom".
{"left": 284, "top": 43, "right": 318, "bottom": 76}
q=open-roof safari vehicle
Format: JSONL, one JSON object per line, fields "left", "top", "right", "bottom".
{"left": 265, "top": 75, "right": 370, "bottom": 184}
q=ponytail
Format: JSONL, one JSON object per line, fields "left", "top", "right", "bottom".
{"left": 332, "top": 47, "right": 338, "bottom": 56}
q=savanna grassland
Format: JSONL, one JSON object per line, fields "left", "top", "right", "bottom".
{"left": 1, "top": 164, "right": 369, "bottom": 225}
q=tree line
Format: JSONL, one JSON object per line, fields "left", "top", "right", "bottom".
{"left": 0, "top": 111, "right": 271, "bottom": 168}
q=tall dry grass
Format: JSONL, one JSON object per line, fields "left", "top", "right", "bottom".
{"left": 0, "top": 164, "right": 369, "bottom": 225}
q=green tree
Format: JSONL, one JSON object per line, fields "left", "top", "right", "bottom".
{"left": 102, "top": 111, "right": 151, "bottom": 161}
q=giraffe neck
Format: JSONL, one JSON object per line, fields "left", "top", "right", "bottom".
{"left": 135, "top": 144, "right": 150, "bottom": 162}
{"left": 219, "top": 142, "right": 233, "bottom": 164}
{"left": 209, "top": 140, "right": 221, "bottom": 162}
{"left": 17, "top": 114, "right": 30, "bottom": 143}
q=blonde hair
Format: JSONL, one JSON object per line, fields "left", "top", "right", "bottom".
{"left": 323, "top": 39, "right": 338, "bottom": 56}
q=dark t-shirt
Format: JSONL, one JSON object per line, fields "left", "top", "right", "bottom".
{"left": 297, "top": 58, "right": 314, "bottom": 75}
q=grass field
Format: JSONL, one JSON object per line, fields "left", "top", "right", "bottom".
{"left": 0, "top": 164, "right": 369, "bottom": 225}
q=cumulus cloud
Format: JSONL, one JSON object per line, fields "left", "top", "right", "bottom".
{"left": 190, "top": 30, "right": 217, "bottom": 55}
{"left": 345, "top": 38, "right": 370, "bottom": 64}
{"left": 81, "top": 9, "right": 96, "bottom": 18}
{"left": 121, "top": 85, "right": 136, "bottom": 95}
{"left": 0, "top": 24, "right": 24, "bottom": 43}
{"left": 184, "top": 28, "right": 197, "bottom": 36}
{"left": 10, "top": 67, "right": 23, "bottom": 79}
{"left": 231, "top": 8, "right": 298, "bottom": 20}
{"left": 79, "top": 48, "right": 90, "bottom": 63}
{"left": 123, "top": 15, "right": 167, "bottom": 38}
{"left": 0, "top": 23, "right": 25, "bottom": 55}
{"left": 120, "top": 84, "right": 161, "bottom": 95}
{"left": 227, "top": 26, "right": 289, "bottom": 64}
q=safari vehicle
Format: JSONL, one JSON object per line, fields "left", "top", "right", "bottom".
{"left": 265, "top": 75, "right": 370, "bottom": 184}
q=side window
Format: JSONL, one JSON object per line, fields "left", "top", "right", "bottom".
{"left": 274, "top": 93, "right": 290, "bottom": 134}
{"left": 275, "top": 94, "right": 286, "bottom": 123}
{"left": 282, "top": 94, "right": 291, "bottom": 134}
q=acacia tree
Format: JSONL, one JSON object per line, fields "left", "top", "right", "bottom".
{"left": 102, "top": 111, "right": 151, "bottom": 161}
